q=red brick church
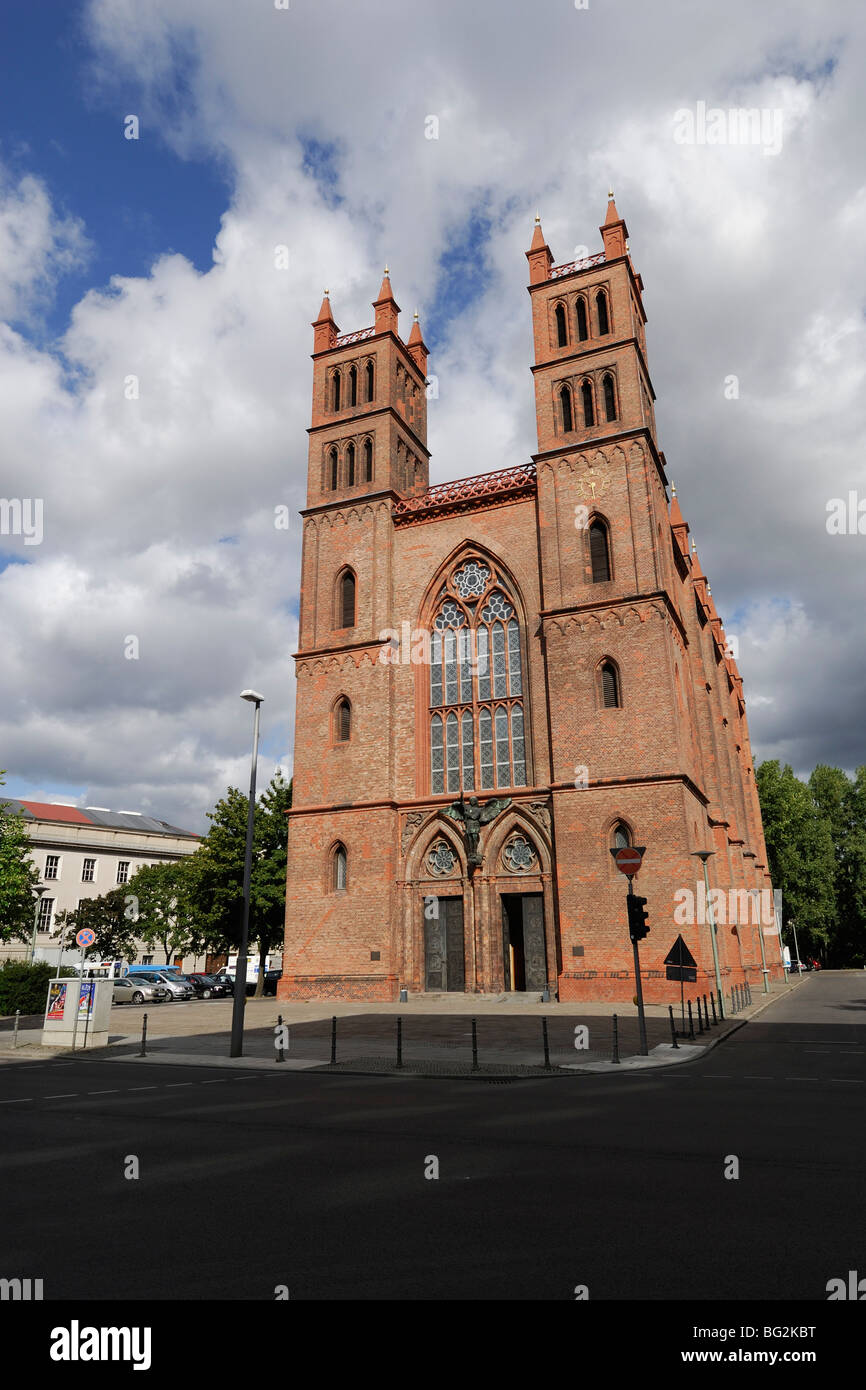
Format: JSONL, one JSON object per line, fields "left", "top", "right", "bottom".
{"left": 280, "top": 196, "right": 781, "bottom": 1003}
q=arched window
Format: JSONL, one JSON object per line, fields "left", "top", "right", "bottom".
{"left": 612, "top": 821, "right": 631, "bottom": 849}
{"left": 335, "top": 698, "right": 351, "bottom": 742}
{"left": 576, "top": 297, "right": 589, "bottom": 341}
{"left": 365, "top": 360, "right": 375, "bottom": 402}
{"left": 596, "top": 290, "right": 610, "bottom": 335}
{"left": 603, "top": 373, "right": 617, "bottom": 421}
{"left": 346, "top": 441, "right": 355, "bottom": 487}
{"left": 349, "top": 365, "right": 358, "bottom": 407}
{"left": 560, "top": 384, "right": 573, "bottom": 433}
{"left": 331, "top": 371, "right": 341, "bottom": 411}
{"left": 589, "top": 519, "right": 611, "bottom": 582}
{"left": 338, "top": 570, "right": 356, "bottom": 629}
{"left": 600, "top": 660, "right": 621, "bottom": 709}
{"left": 364, "top": 438, "right": 373, "bottom": 482}
{"left": 555, "top": 303, "right": 568, "bottom": 347}
{"left": 428, "top": 558, "right": 527, "bottom": 794}
{"left": 329, "top": 447, "right": 338, "bottom": 490}
{"left": 581, "top": 380, "right": 595, "bottom": 427}
{"left": 332, "top": 844, "right": 347, "bottom": 892}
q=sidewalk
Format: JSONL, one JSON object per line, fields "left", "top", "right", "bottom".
{"left": 0, "top": 977, "right": 802, "bottom": 1076}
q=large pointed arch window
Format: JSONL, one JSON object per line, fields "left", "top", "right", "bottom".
{"left": 428, "top": 558, "right": 528, "bottom": 794}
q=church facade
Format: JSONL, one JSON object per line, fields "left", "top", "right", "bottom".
{"left": 280, "top": 197, "right": 781, "bottom": 1003}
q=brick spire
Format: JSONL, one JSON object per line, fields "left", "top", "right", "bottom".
{"left": 373, "top": 266, "right": 400, "bottom": 336}
{"left": 407, "top": 308, "right": 428, "bottom": 376}
{"left": 669, "top": 482, "right": 689, "bottom": 560}
{"left": 312, "top": 290, "right": 338, "bottom": 352}
{"left": 526, "top": 213, "right": 553, "bottom": 284}
{"left": 600, "top": 189, "right": 628, "bottom": 261}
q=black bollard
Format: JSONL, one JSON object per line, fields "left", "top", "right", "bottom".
{"left": 668, "top": 1004, "right": 679, "bottom": 1049}
{"left": 710, "top": 993, "right": 718, "bottom": 1025}
{"left": 330, "top": 1015, "right": 337, "bottom": 1065}
{"left": 697, "top": 997, "right": 705, "bottom": 1034}
{"left": 139, "top": 1012, "right": 148, "bottom": 1058}
{"left": 471, "top": 1017, "right": 479, "bottom": 1072}
{"left": 612, "top": 1013, "right": 620, "bottom": 1064}
{"left": 275, "top": 1013, "right": 285, "bottom": 1064}
{"left": 542, "top": 1016, "right": 551, "bottom": 1071}
{"left": 687, "top": 999, "right": 695, "bottom": 1039}
{"left": 702, "top": 994, "right": 709, "bottom": 1029}
{"left": 396, "top": 1016, "right": 403, "bottom": 1069}
{"left": 718, "top": 988, "right": 725, "bottom": 1022}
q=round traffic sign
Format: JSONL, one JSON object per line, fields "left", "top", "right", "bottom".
{"left": 76, "top": 928, "right": 95, "bottom": 948}
{"left": 614, "top": 847, "right": 643, "bottom": 876}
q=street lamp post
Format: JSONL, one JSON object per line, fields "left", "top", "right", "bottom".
{"left": 230, "top": 690, "right": 264, "bottom": 1058}
{"left": 28, "top": 886, "right": 46, "bottom": 965}
{"left": 787, "top": 918, "right": 802, "bottom": 975}
{"left": 751, "top": 889, "right": 770, "bottom": 994}
{"left": 692, "top": 850, "right": 724, "bottom": 1019}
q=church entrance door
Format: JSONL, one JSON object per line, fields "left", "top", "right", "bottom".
{"left": 423, "top": 897, "right": 466, "bottom": 991}
{"left": 501, "top": 894, "right": 546, "bottom": 991}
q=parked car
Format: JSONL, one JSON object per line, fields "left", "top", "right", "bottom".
{"left": 188, "top": 973, "right": 231, "bottom": 999}
{"left": 263, "top": 969, "right": 283, "bottom": 997}
{"left": 788, "top": 959, "right": 812, "bottom": 974}
{"left": 113, "top": 976, "right": 170, "bottom": 1006}
{"left": 132, "top": 970, "right": 195, "bottom": 1001}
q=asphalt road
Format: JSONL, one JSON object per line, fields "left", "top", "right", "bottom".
{"left": 0, "top": 971, "right": 862, "bottom": 1301}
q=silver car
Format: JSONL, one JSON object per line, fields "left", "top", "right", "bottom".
{"left": 141, "top": 971, "right": 195, "bottom": 1001}
{"left": 113, "top": 976, "right": 169, "bottom": 1005}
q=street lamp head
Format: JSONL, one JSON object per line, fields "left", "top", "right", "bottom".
{"left": 33, "top": 884, "right": 46, "bottom": 899}
{"left": 240, "top": 689, "right": 265, "bottom": 704}
{"left": 691, "top": 850, "right": 715, "bottom": 862}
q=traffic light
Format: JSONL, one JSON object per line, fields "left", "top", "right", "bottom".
{"left": 627, "top": 894, "right": 650, "bottom": 941}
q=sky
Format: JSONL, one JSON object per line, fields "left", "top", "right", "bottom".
{"left": 0, "top": 0, "right": 863, "bottom": 834}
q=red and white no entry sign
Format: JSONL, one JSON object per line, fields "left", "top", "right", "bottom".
{"left": 614, "top": 847, "right": 645, "bottom": 876}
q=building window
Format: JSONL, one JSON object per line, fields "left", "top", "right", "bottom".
{"left": 117, "top": 861, "right": 130, "bottom": 885}
{"left": 332, "top": 844, "right": 348, "bottom": 892}
{"left": 346, "top": 441, "right": 356, "bottom": 486}
{"left": 364, "top": 438, "right": 373, "bottom": 482}
{"left": 81, "top": 858, "right": 96, "bottom": 883}
{"left": 37, "top": 897, "right": 54, "bottom": 930}
{"left": 329, "top": 447, "right": 338, "bottom": 490}
{"left": 142, "top": 955, "right": 154, "bottom": 965}
{"left": 600, "top": 661, "right": 621, "bottom": 708}
{"left": 612, "top": 821, "right": 631, "bottom": 849}
{"left": 427, "top": 840, "right": 457, "bottom": 876}
{"left": 335, "top": 698, "right": 351, "bottom": 742}
{"left": 554, "top": 302, "right": 568, "bottom": 347}
{"left": 365, "top": 360, "right": 375, "bottom": 402}
{"left": 503, "top": 834, "right": 538, "bottom": 873}
{"left": 429, "top": 559, "right": 527, "bottom": 794}
{"left": 603, "top": 373, "right": 617, "bottom": 421}
{"left": 589, "top": 519, "right": 611, "bottom": 582}
{"left": 44, "top": 854, "right": 60, "bottom": 880}
{"left": 596, "top": 290, "right": 610, "bottom": 335}
{"left": 338, "top": 570, "right": 356, "bottom": 628}
{"left": 349, "top": 364, "right": 358, "bottom": 407}
{"left": 576, "top": 296, "right": 589, "bottom": 341}
{"left": 331, "top": 371, "right": 341, "bottom": 411}
{"left": 581, "top": 380, "right": 595, "bottom": 427}
{"left": 560, "top": 384, "right": 573, "bottom": 433}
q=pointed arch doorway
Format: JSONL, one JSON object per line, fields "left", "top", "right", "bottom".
{"left": 501, "top": 894, "right": 546, "bottom": 991}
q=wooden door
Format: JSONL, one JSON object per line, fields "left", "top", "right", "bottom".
{"left": 424, "top": 898, "right": 465, "bottom": 991}
{"left": 522, "top": 895, "right": 547, "bottom": 991}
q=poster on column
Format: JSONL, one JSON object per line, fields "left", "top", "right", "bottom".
{"left": 77, "top": 982, "right": 94, "bottom": 1019}
{"left": 47, "top": 982, "right": 67, "bottom": 1019}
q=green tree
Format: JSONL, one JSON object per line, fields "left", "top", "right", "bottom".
{"left": 127, "top": 860, "right": 200, "bottom": 965}
{"left": 756, "top": 760, "right": 836, "bottom": 959}
{"left": 0, "top": 773, "right": 40, "bottom": 943}
{"left": 810, "top": 764, "right": 866, "bottom": 967}
{"left": 189, "top": 770, "right": 292, "bottom": 994}
{"left": 56, "top": 889, "right": 140, "bottom": 963}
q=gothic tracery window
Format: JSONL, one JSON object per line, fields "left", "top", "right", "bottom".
{"left": 429, "top": 559, "right": 527, "bottom": 795}
{"left": 503, "top": 834, "right": 538, "bottom": 873}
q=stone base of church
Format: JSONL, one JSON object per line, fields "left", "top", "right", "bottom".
{"left": 277, "top": 973, "right": 399, "bottom": 1002}
{"left": 557, "top": 963, "right": 785, "bottom": 1005}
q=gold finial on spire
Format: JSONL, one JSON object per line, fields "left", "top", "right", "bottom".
{"left": 534, "top": 210, "right": 541, "bottom": 224}
{"left": 608, "top": 188, "right": 614, "bottom": 199}
{"left": 413, "top": 309, "right": 419, "bottom": 320}
{"left": 691, "top": 538, "right": 697, "bottom": 552}
{"left": 384, "top": 264, "right": 390, "bottom": 276}
{"left": 323, "top": 288, "right": 329, "bottom": 296}
{"left": 671, "top": 481, "right": 677, "bottom": 497}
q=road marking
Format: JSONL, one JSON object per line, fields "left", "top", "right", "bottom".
{"left": 87, "top": 1089, "right": 119, "bottom": 1095}
{"left": 44, "top": 1093, "right": 78, "bottom": 1099}
{"left": 128, "top": 1086, "right": 158, "bottom": 1091}
{"left": 0, "top": 1097, "right": 33, "bottom": 1104}
{"left": 200, "top": 1079, "right": 228, "bottom": 1084}
{"left": 165, "top": 1083, "right": 193, "bottom": 1089}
